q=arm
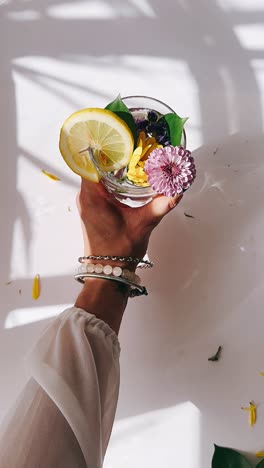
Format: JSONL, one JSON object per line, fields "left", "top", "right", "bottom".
{"left": 75, "top": 278, "right": 129, "bottom": 336}
{"left": 0, "top": 179, "right": 181, "bottom": 468}
{"left": 74, "top": 178, "right": 182, "bottom": 335}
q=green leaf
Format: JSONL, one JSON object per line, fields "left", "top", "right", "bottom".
{"left": 256, "top": 461, "right": 264, "bottom": 468}
{"left": 212, "top": 445, "right": 252, "bottom": 468}
{"left": 105, "top": 94, "right": 128, "bottom": 113}
{"left": 105, "top": 94, "right": 137, "bottom": 147}
{"left": 160, "top": 113, "right": 188, "bottom": 146}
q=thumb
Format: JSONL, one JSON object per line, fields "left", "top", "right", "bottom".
{"left": 144, "top": 193, "right": 183, "bottom": 225}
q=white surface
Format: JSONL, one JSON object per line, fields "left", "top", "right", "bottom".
{"left": 1, "top": 0, "right": 264, "bottom": 466}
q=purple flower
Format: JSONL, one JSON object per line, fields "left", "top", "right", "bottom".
{"left": 144, "top": 146, "right": 196, "bottom": 197}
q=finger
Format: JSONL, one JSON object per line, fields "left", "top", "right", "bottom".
{"left": 144, "top": 193, "right": 183, "bottom": 225}
{"left": 80, "top": 177, "right": 103, "bottom": 194}
{"left": 81, "top": 177, "right": 114, "bottom": 201}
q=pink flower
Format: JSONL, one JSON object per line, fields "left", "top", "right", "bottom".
{"left": 144, "top": 146, "right": 196, "bottom": 197}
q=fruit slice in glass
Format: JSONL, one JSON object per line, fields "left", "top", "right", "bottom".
{"left": 94, "top": 96, "right": 187, "bottom": 208}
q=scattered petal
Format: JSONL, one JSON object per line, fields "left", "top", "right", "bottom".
{"left": 208, "top": 346, "right": 222, "bottom": 362}
{"left": 256, "top": 452, "right": 264, "bottom": 458}
{"left": 32, "top": 274, "right": 41, "bottom": 300}
{"left": 67, "top": 206, "right": 72, "bottom": 212}
{"left": 4, "top": 281, "right": 12, "bottom": 285}
{"left": 213, "top": 147, "right": 219, "bottom": 155}
{"left": 259, "top": 372, "right": 264, "bottom": 376}
{"left": 241, "top": 401, "right": 256, "bottom": 427}
{"left": 184, "top": 212, "right": 195, "bottom": 219}
{"left": 18, "top": 289, "right": 22, "bottom": 295}
{"left": 42, "top": 169, "right": 60, "bottom": 181}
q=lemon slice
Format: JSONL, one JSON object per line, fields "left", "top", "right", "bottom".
{"left": 59, "top": 108, "right": 134, "bottom": 182}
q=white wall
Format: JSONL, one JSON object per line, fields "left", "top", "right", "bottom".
{"left": 1, "top": 0, "right": 264, "bottom": 466}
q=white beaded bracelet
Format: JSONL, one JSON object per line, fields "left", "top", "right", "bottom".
{"left": 76, "top": 263, "right": 141, "bottom": 285}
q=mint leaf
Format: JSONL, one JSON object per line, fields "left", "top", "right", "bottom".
{"left": 160, "top": 112, "right": 188, "bottom": 146}
{"left": 105, "top": 94, "right": 137, "bottom": 147}
{"left": 212, "top": 445, "right": 252, "bottom": 468}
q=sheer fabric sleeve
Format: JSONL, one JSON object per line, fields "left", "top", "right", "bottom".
{"left": 0, "top": 307, "right": 121, "bottom": 468}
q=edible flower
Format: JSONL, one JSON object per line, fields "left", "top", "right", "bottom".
{"left": 241, "top": 401, "right": 256, "bottom": 427}
{"left": 144, "top": 145, "right": 196, "bottom": 197}
{"left": 127, "top": 132, "right": 162, "bottom": 186}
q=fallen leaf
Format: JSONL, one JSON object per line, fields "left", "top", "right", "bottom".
{"left": 208, "top": 346, "right": 222, "bottom": 362}
{"left": 184, "top": 212, "right": 195, "bottom": 219}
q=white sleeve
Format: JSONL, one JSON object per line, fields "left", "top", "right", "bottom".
{"left": 0, "top": 307, "right": 121, "bottom": 468}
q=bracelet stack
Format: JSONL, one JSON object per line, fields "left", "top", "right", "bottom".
{"left": 74, "top": 255, "right": 153, "bottom": 297}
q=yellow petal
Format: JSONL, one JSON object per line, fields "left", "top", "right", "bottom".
{"left": 141, "top": 144, "right": 153, "bottom": 159}
{"left": 256, "top": 451, "right": 264, "bottom": 458}
{"left": 32, "top": 274, "right": 41, "bottom": 300}
{"left": 138, "top": 132, "right": 146, "bottom": 144}
{"left": 250, "top": 402, "right": 256, "bottom": 426}
{"left": 42, "top": 169, "right": 60, "bottom": 181}
{"left": 241, "top": 402, "right": 256, "bottom": 426}
{"left": 259, "top": 372, "right": 264, "bottom": 376}
{"left": 129, "top": 147, "right": 143, "bottom": 167}
{"left": 137, "top": 137, "right": 143, "bottom": 149}
{"left": 142, "top": 143, "right": 163, "bottom": 160}
{"left": 146, "top": 136, "right": 156, "bottom": 145}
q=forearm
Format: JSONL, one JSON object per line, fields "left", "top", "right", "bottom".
{"left": 75, "top": 277, "right": 129, "bottom": 335}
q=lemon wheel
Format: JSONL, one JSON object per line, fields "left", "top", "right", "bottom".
{"left": 59, "top": 108, "right": 134, "bottom": 182}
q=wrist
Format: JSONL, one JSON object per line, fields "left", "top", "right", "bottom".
{"left": 75, "top": 276, "right": 129, "bottom": 335}
{"left": 79, "top": 255, "right": 141, "bottom": 272}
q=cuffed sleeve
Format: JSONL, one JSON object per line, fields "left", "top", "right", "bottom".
{"left": 0, "top": 307, "right": 120, "bottom": 468}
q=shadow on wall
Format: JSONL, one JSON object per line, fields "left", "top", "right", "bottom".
{"left": 1, "top": 0, "right": 264, "bottom": 466}
{"left": 1, "top": 0, "right": 263, "bottom": 321}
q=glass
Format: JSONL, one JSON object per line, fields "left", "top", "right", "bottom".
{"left": 93, "top": 95, "right": 186, "bottom": 208}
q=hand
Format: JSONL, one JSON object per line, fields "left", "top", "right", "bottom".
{"left": 76, "top": 179, "right": 182, "bottom": 264}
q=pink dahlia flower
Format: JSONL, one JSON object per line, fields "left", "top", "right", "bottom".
{"left": 144, "top": 145, "right": 196, "bottom": 197}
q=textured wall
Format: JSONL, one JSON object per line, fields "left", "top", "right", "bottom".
{"left": 1, "top": 1, "right": 264, "bottom": 466}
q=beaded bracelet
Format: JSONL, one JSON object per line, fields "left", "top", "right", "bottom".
{"left": 74, "top": 272, "right": 148, "bottom": 297}
{"left": 76, "top": 263, "right": 141, "bottom": 284}
{"left": 78, "top": 255, "right": 154, "bottom": 269}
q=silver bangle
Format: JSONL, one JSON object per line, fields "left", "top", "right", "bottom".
{"left": 78, "top": 255, "right": 154, "bottom": 269}
{"left": 74, "top": 272, "right": 148, "bottom": 297}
